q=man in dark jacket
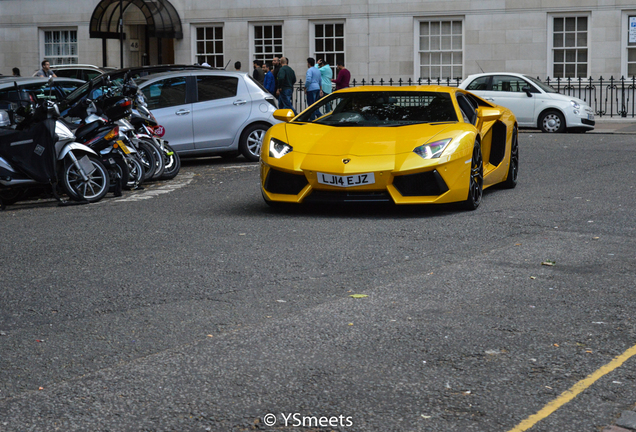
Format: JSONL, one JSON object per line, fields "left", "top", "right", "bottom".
{"left": 272, "top": 57, "right": 281, "bottom": 80}
{"left": 252, "top": 60, "right": 265, "bottom": 84}
{"left": 276, "top": 57, "right": 296, "bottom": 114}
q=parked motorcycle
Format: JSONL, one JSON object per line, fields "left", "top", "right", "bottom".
{"left": 67, "top": 86, "right": 145, "bottom": 191}
{"left": 0, "top": 79, "right": 110, "bottom": 208}
{"left": 121, "top": 76, "right": 181, "bottom": 181}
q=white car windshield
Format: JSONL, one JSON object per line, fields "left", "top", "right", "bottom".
{"left": 524, "top": 75, "right": 558, "bottom": 93}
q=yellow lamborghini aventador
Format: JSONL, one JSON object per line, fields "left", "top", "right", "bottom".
{"left": 260, "top": 86, "right": 518, "bottom": 210}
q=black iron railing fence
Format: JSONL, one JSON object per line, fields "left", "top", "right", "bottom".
{"left": 290, "top": 76, "right": 636, "bottom": 118}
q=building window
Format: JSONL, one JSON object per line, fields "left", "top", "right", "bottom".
{"left": 628, "top": 16, "right": 636, "bottom": 77}
{"left": 43, "top": 29, "right": 78, "bottom": 65}
{"left": 313, "top": 22, "right": 345, "bottom": 77}
{"left": 253, "top": 24, "right": 283, "bottom": 64}
{"left": 195, "top": 26, "right": 224, "bottom": 68}
{"left": 629, "top": 47, "right": 636, "bottom": 77}
{"left": 552, "top": 16, "right": 588, "bottom": 78}
{"left": 417, "top": 19, "right": 463, "bottom": 80}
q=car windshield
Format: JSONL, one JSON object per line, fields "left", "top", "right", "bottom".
{"left": 64, "top": 75, "right": 125, "bottom": 104}
{"left": 294, "top": 91, "right": 458, "bottom": 126}
{"left": 523, "top": 75, "right": 558, "bottom": 93}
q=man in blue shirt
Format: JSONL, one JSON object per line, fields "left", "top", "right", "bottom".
{"left": 263, "top": 62, "right": 276, "bottom": 95}
{"left": 305, "top": 58, "right": 321, "bottom": 119}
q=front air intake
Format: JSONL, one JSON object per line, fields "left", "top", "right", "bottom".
{"left": 392, "top": 170, "right": 449, "bottom": 196}
{"left": 264, "top": 168, "right": 308, "bottom": 195}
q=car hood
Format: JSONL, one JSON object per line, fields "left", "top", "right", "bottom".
{"left": 283, "top": 122, "right": 458, "bottom": 156}
{"left": 544, "top": 92, "right": 589, "bottom": 107}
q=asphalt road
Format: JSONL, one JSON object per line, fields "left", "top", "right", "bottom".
{"left": 1, "top": 132, "right": 635, "bottom": 431}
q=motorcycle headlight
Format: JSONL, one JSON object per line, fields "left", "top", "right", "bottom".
{"left": 269, "top": 137, "right": 293, "bottom": 159}
{"left": 413, "top": 138, "right": 452, "bottom": 159}
{"left": 570, "top": 100, "right": 580, "bottom": 109}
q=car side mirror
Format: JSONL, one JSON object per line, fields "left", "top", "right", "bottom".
{"left": 522, "top": 86, "right": 533, "bottom": 97}
{"left": 476, "top": 106, "right": 503, "bottom": 122}
{"left": 273, "top": 108, "right": 295, "bottom": 122}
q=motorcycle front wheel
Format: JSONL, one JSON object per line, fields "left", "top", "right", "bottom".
{"left": 159, "top": 144, "right": 181, "bottom": 180}
{"left": 125, "top": 156, "right": 144, "bottom": 189}
{"left": 62, "top": 155, "right": 110, "bottom": 203}
{"left": 135, "top": 141, "right": 157, "bottom": 182}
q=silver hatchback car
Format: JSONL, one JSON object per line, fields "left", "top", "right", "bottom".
{"left": 137, "top": 70, "right": 279, "bottom": 161}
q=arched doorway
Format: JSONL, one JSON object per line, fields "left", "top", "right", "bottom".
{"left": 89, "top": 0, "right": 183, "bottom": 68}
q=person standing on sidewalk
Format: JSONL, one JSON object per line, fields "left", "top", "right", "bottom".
{"left": 272, "top": 57, "right": 281, "bottom": 80}
{"left": 262, "top": 63, "right": 276, "bottom": 95}
{"left": 252, "top": 60, "right": 265, "bottom": 84}
{"left": 304, "top": 58, "right": 321, "bottom": 117}
{"left": 332, "top": 62, "right": 350, "bottom": 90}
{"left": 316, "top": 59, "right": 333, "bottom": 98}
{"left": 276, "top": 57, "right": 297, "bottom": 114}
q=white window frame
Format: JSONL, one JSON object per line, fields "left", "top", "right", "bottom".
{"left": 414, "top": 17, "right": 464, "bottom": 81}
{"left": 191, "top": 23, "right": 225, "bottom": 68}
{"left": 309, "top": 20, "right": 346, "bottom": 79}
{"left": 547, "top": 12, "right": 591, "bottom": 79}
{"left": 249, "top": 22, "right": 284, "bottom": 66}
{"left": 622, "top": 10, "right": 636, "bottom": 78}
{"left": 39, "top": 28, "right": 78, "bottom": 66}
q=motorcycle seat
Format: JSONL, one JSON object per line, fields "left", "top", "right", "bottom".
{"left": 75, "top": 121, "right": 101, "bottom": 141}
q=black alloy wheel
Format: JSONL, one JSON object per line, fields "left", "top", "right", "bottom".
{"left": 462, "top": 141, "right": 483, "bottom": 210}
{"left": 501, "top": 126, "right": 519, "bottom": 189}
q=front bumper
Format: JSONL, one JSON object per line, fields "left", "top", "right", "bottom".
{"left": 565, "top": 106, "right": 595, "bottom": 130}
{"left": 260, "top": 152, "right": 471, "bottom": 205}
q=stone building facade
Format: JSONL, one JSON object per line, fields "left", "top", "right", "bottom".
{"left": 0, "top": 0, "right": 634, "bottom": 82}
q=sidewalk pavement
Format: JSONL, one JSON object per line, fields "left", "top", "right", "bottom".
{"left": 518, "top": 117, "right": 636, "bottom": 134}
{"left": 590, "top": 117, "right": 636, "bottom": 134}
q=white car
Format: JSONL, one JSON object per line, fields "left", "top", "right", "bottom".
{"left": 459, "top": 72, "right": 595, "bottom": 133}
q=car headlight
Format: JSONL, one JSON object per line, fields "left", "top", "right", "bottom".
{"left": 570, "top": 100, "right": 580, "bottom": 109}
{"left": 413, "top": 138, "right": 452, "bottom": 159}
{"left": 269, "top": 137, "right": 293, "bottom": 158}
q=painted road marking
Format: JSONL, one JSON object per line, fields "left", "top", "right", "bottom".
{"left": 114, "top": 172, "right": 195, "bottom": 203}
{"left": 220, "top": 164, "right": 258, "bottom": 170}
{"left": 507, "top": 343, "right": 636, "bottom": 432}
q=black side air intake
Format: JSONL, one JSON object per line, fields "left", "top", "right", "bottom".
{"left": 392, "top": 170, "right": 449, "bottom": 196}
{"left": 489, "top": 121, "right": 507, "bottom": 166}
{"left": 264, "top": 168, "right": 308, "bottom": 195}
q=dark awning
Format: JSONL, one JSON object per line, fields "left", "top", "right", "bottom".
{"left": 90, "top": 0, "right": 183, "bottom": 40}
